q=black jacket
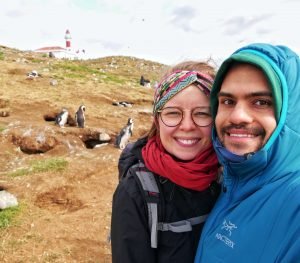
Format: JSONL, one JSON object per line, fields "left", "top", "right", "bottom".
{"left": 111, "top": 138, "right": 219, "bottom": 263}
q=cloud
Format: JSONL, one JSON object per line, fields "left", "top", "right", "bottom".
{"left": 256, "top": 28, "right": 272, "bottom": 36}
{"left": 4, "top": 9, "right": 24, "bottom": 17}
{"left": 0, "top": 0, "right": 299, "bottom": 64}
{"left": 84, "top": 38, "right": 124, "bottom": 52}
{"left": 169, "top": 5, "right": 197, "bottom": 32}
{"left": 223, "top": 14, "right": 273, "bottom": 35}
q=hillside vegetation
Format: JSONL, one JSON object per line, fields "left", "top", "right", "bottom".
{"left": 0, "top": 45, "right": 167, "bottom": 262}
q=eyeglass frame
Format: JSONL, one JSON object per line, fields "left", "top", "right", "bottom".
{"left": 156, "top": 106, "right": 213, "bottom": 127}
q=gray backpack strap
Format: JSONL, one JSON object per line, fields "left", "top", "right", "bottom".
{"left": 133, "top": 162, "right": 209, "bottom": 249}
{"left": 134, "top": 162, "right": 160, "bottom": 248}
{"left": 157, "top": 214, "right": 208, "bottom": 232}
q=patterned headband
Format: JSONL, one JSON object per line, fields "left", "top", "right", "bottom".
{"left": 153, "top": 70, "right": 214, "bottom": 114}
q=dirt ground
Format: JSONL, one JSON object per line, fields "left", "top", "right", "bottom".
{"left": 0, "top": 46, "right": 166, "bottom": 262}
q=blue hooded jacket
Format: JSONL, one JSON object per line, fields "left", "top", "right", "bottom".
{"left": 194, "top": 43, "right": 300, "bottom": 263}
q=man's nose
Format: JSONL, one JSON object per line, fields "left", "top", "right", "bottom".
{"left": 228, "top": 103, "right": 253, "bottom": 124}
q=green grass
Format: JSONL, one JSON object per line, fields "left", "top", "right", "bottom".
{"left": 52, "top": 61, "right": 127, "bottom": 83}
{"left": 0, "top": 126, "right": 6, "bottom": 132}
{"left": 53, "top": 62, "right": 99, "bottom": 74}
{"left": 63, "top": 72, "right": 86, "bottom": 79}
{"left": 29, "top": 58, "right": 44, "bottom": 63}
{"left": 0, "top": 51, "right": 4, "bottom": 60}
{"left": 99, "top": 72, "right": 126, "bottom": 84}
{"left": 31, "top": 158, "right": 68, "bottom": 172}
{"left": 52, "top": 62, "right": 99, "bottom": 80}
{"left": 8, "top": 158, "right": 68, "bottom": 177}
{"left": 0, "top": 205, "right": 21, "bottom": 229}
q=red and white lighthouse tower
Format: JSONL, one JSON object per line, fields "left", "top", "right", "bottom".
{"left": 65, "top": 29, "right": 72, "bottom": 50}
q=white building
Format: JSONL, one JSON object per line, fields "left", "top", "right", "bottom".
{"left": 34, "top": 46, "right": 78, "bottom": 59}
{"left": 34, "top": 29, "right": 81, "bottom": 60}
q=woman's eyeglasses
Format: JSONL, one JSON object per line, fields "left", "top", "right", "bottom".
{"left": 157, "top": 107, "right": 212, "bottom": 127}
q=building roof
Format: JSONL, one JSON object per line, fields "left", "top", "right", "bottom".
{"left": 35, "top": 46, "right": 67, "bottom": 52}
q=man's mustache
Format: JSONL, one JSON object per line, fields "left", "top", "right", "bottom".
{"left": 221, "top": 124, "right": 265, "bottom": 136}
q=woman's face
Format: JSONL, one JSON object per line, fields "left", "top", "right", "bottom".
{"left": 158, "top": 84, "right": 212, "bottom": 161}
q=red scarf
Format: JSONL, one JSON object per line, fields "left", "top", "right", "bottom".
{"left": 142, "top": 136, "right": 218, "bottom": 191}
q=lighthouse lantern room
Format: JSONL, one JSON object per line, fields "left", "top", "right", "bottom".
{"left": 65, "top": 29, "right": 72, "bottom": 50}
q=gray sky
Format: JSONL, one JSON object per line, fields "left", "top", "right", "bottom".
{"left": 1, "top": 0, "right": 300, "bottom": 65}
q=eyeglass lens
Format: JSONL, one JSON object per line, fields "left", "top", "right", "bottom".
{"left": 159, "top": 107, "right": 212, "bottom": 127}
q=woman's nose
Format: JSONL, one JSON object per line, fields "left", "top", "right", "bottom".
{"left": 179, "top": 112, "right": 196, "bottom": 130}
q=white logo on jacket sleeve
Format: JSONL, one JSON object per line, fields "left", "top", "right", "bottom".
{"left": 221, "top": 220, "right": 237, "bottom": 236}
{"left": 216, "top": 233, "right": 235, "bottom": 248}
{"left": 215, "top": 219, "right": 237, "bottom": 249}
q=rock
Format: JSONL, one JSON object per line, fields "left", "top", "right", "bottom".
{"left": 99, "top": 133, "right": 111, "bottom": 142}
{"left": 3, "top": 123, "right": 112, "bottom": 154}
{"left": 0, "top": 108, "right": 10, "bottom": 117}
{"left": 0, "top": 190, "right": 18, "bottom": 210}
{"left": 50, "top": 79, "right": 58, "bottom": 86}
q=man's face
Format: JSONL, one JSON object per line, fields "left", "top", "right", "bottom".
{"left": 215, "top": 63, "right": 277, "bottom": 155}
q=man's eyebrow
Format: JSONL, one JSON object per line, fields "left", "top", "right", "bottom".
{"left": 218, "top": 91, "right": 233, "bottom": 98}
{"left": 218, "top": 91, "right": 273, "bottom": 98}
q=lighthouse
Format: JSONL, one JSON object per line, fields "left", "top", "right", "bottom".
{"left": 65, "top": 29, "right": 72, "bottom": 50}
{"left": 35, "top": 29, "right": 78, "bottom": 60}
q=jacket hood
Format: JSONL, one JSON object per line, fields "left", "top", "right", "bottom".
{"left": 211, "top": 43, "right": 300, "bottom": 183}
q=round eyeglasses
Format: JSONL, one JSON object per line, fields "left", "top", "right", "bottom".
{"left": 157, "top": 107, "right": 212, "bottom": 127}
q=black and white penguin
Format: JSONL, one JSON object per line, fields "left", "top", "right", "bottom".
{"left": 26, "top": 70, "right": 41, "bottom": 79}
{"left": 75, "top": 105, "right": 86, "bottom": 128}
{"left": 115, "top": 118, "right": 134, "bottom": 149}
{"left": 55, "top": 108, "right": 69, "bottom": 128}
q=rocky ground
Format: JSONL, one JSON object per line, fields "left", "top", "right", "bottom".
{"left": 0, "top": 45, "right": 166, "bottom": 262}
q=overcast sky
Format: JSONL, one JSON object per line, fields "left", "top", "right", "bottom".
{"left": 1, "top": 0, "right": 300, "bottom": 65}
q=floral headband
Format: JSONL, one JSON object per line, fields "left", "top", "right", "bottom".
{"left": 153, "top": 70, "right": 214, "bottom": 114}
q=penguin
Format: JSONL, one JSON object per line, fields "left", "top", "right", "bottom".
{"left": 26, "top": 70, "right": 41, "bottom": 79}
{"left": 55, "top": 108, "right": 69, "bottom": 128}
{"left": 75, "top": 105, "right": 86, "bottom": 128}
{"left": 112, "top": 101, "right": 133, "bottom": 107}
{"left": 115, "top": 118, "right": 134, "bottom": 150}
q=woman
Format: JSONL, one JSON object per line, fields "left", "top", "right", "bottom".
{"left": 111, "top": 61, "right": 220, "bottom": 263}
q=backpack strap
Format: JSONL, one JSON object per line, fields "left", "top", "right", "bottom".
{"left": 132, "top": 162, "right": 209, "bottom": 249}
{"left": 133, "top": 162, "right": 160, "bottom": 248}
{"left": 157, "top": 214, "right": 208, "bottom": 232}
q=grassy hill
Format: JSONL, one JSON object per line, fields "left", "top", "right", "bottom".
{"left": 0, "top": 45, "right": 168, "bottom": 262}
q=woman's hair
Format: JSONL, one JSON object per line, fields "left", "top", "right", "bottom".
{"left": 162, "top": 60, "right": 216, "bottom": 79}
{"left": 146, "top": 60, "right": 216, "bottom": 139}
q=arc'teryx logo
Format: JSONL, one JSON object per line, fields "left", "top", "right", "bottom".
{"left": 221, "top": 219, "right": 237, "bottom": 236}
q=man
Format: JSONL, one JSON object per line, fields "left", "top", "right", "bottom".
{"left": 194, "top": 43, "right": 300, "bottom": 262}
